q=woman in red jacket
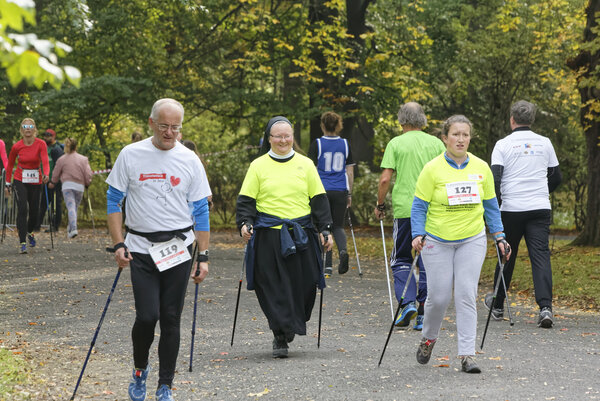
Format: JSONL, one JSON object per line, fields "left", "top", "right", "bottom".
{"left": 4, "top": 118, "right": 50, "bottom": 253}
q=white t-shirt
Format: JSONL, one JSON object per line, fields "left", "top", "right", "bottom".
{"left": 106, "top": 138, "right": 212, "bottom": 253}
{"left": 491, "top": 129, "right": 559, "bottom": 212}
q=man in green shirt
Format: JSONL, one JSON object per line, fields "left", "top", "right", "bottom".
{"left": 374, "top": 102, "right": 445, "bottom": 329}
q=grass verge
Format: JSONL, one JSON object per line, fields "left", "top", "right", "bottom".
{"left": 0, "top": 347, "right": 31, "bottom": 399}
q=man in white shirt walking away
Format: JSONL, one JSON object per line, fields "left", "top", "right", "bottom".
{"left": 485, "top": 100, "right": 562, "bottom": 329}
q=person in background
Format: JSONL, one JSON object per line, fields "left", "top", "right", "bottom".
{"left": 308, "top": 111, "right": 355, "bottom": 276}
{"left": 411, "top": 114, "right": 510, "bottom": 374}
{"left": 131, "top": 131, "right": 143, "bottom": 143}
{"left": 236, "top": 116, "right": 333, "bottom": 358}
{"left": 37, "top": 129, "right": 64, "bottom": 232}
{"left": 374, "top": 102, "right": 445, "bottom": 330}
{"left": 4, "top": 118, "right": 50, "bottom": 253}
{"left": 485, "top": 100, "right": 562, "bottom": 329}
{"left": 0, "top": 138, "right": 8, "bottom": 172}
{"left": 49, "top": 138, "right": 93, "bottom": 238}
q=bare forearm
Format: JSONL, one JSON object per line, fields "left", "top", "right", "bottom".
{"left": 346, "top": 165, "right": 354, "bottom": 193}
{"left": 195, "top": 230, "right": 210, "bottom": 251}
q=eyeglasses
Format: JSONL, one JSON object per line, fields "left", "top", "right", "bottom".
{"left": 270, "top": 134, "right": 293, "bottom": 141}
{"left": 156, "top": 123, "right": 182, "bottom": 133}
{"left": 22, "top": 124, "right": 35, "bottom": 129}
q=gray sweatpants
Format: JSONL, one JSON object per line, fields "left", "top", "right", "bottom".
{"left": 421, "top": 230, "right": 487, "bottom": 356}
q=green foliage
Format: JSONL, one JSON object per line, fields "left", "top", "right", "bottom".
{"left": 0, "top": 0, "right": 80, "bottom": 89}
{"left": 351, "top": 164, "right": 391, "bottom": 226}
{"left": 203, "top": 147, "right": 255, "bottom": 226}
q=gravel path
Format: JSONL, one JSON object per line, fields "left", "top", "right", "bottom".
{"left": 0, "top": 228, "right": 598, "bottom": 400}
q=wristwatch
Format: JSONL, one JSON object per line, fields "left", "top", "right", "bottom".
{"left": 197, "top": 250, "right": 209, "bottom": 263}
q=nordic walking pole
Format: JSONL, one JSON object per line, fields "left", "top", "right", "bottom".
{"left": 495, "top": 244, "right": 514, "bottom": 326}
{"left": 378, "top": 236, "right": 425, "bottom": 367}
{"left": 70, "top": 261, "right": 125, "bottom": 400}
{"left": 346, "top": 207, "right": 363, "bottom": 277}
{"left": 231, "top": 241, "right": 249, "bottom": 347}
{"left": 44, "top": 184, "right": 54, "bottom": 249}
{"left": 379, "top": 219, "right": 395, "bottom": 319}
{"left": 480, "top": 240, "right": 512, "bottom": 349}
{"left": 318, "top": 232, "right": 329, "bottom": 349}
{"left": 86, "top": 188, "right": 97, "bottom": 237}
{"left": 189, "top": 242, "right": 199, "bottom": 372}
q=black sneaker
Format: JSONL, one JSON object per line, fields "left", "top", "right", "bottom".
{"left": 416, "top": 338, "right": 436, "bottom": 365}
{"left": 484, "top": 293, "right": 504, "bottom": 321}
{"left": 338, "top": 250, "right": 349, "bottom": 274}
{"left": 461, "top": 356, "right": 481, "bottom": 373}
{"left": 324, "top": 266, "right": 333, "bottom": 276}
{"left": 538, "top": 307, "right": 553, "bottom": 328}
{"left": 272, "top": 335, "right": 288, "bottom": 358}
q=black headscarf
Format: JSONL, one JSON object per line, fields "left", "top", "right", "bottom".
{"left": 259, "top": 116, "right": 293, "bottom": 156}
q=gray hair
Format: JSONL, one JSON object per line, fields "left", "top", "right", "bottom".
{"left": 510, "top": 100, "right": 536, "bottom": 126}
{"left": 441, "top": 115, "right": 473, "bottom": 137}
{"left": 150, "top": 98, "right": 185, "bottom": 121}
{"left": 397, "top": 102, "right": 427, "bottom": 129}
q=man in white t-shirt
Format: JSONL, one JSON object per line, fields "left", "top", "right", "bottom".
{"left": 106, "top": 98, "right": 212, "bottom": 401}
{"left": 485, "top": 100, "right": 561, "bottom": 329}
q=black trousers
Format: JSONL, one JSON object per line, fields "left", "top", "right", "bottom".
{"left": 130, "top": 247, "right": 192, "bottom": 387}
{"left": 325, "top": 190, "right": 348, "bottom": 267}
{"left": 493, "top": 209, "right": 553, "bottom": 310}
{"left": 13, "top": 180, "right": 41, "bottom": 243}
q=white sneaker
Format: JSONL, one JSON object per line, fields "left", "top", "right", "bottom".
{"left": 68, "top": 229, "right": 78, "bottom": 239}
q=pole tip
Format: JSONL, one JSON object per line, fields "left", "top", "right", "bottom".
{"left": 188, "top": 367, "right": 192, "bottom": 372}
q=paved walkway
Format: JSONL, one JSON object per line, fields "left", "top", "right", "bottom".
{"left": 0, "top": 229, "right": 598, "bottom": 400}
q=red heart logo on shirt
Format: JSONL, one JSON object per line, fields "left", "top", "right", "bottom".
{"left": 170, "top": 176, "right": 181, "bottom": 186}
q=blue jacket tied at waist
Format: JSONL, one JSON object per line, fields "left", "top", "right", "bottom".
{"left": 244, "top": 212, "right": 326, "bottom": 291}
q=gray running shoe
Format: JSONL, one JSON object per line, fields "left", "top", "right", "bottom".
{"left": 324, "top": 266, "right": 333, "bottom": 276}
{"left": 484, "top": 293, "right": 504, "bottom": 321}
{"left": 461, "top": 356, "right": 481, "bottom": 373}
{"left": 538, "top": 307, "right": 553, "bottom": 328}
{"left": 416, "top": 338, "right": 436, "bottom": 365}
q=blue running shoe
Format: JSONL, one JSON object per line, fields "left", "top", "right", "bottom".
{"left": 27, "top": 233, "right": 36, "bottom": 248}
{"left": 395, "top": 302, "right": 417, "bottom": 327}
{"left": 156, "top": 384, "right": 174, "bottom": 401}
{"left": 19, "top": 243, "right": 27, "bottom": 254}
{"left": 414, "top": 315, "right": 424, "bottom": 331}
{"left": 128, "top": 367, "right": 149, "bottom": 401}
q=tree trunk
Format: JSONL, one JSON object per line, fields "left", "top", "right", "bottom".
{"left": 567, "top": 0, "right": 600, "bottom": 246}
{"left": 94, "top": 119, "right": 113, "bottom": 169}
{"left": 343, "top": 0, "right": 376, "bottom": 166}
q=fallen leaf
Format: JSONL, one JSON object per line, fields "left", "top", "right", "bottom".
{"left": 247, "top": 388, "right": 270, "bottom": 397}
{"left": 436, "top": 356, "right": 449, "bottom": 361}
{"left": 432, "top": 364, "right": 449, "bottom": 368}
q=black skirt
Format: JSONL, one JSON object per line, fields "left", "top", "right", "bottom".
{"left": 252, "top": 227, "right": 321, "bottom": 335}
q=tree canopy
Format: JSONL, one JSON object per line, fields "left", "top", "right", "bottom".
{"left": 0, "top": 0, "right": 598, "bottom": 244}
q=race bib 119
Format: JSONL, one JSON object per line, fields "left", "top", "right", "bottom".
{"left": 149, "top": 237, "right": 191, "bottom": 272}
